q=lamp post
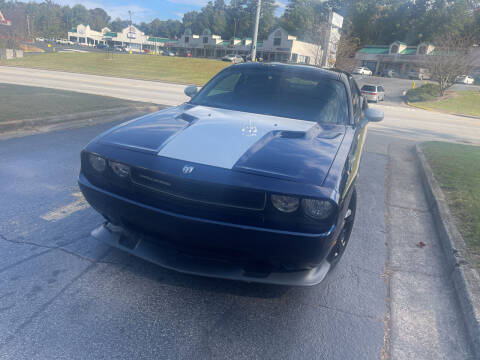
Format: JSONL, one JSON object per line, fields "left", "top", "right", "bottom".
{"left": 250, "top": 0, "right": 261, "bottom": 61}
{"left": 128, "top": 10, "right": 132, "bottom": 53}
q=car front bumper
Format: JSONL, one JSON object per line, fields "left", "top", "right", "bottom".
{"left": 79, "top": 174, "right": 338, "bottom": 286}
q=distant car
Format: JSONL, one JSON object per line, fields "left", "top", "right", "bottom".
{"left": 381, "top": 69, "right": 397, "bottom": 78}
{"left": 353, "top": 67, "right": 373, "bottom": 76}
{"left": 78, "top": 63, "right": 384, "bottom": 286}
{"left": 361, "top": 84, "right": 385, "bottom": 103}
{"left": 35, "top": 37, "right": 45, "bottom": 42}
{"left": 456, "top": 75, "right": 474, "bottom": 85}
{"left": 96, "top": 43, "right": 108, "bottom": 50}
{"left": 408, "top": 68, "right": 431, "bottom": 80}
{"left": 162, "top": 50, "right": 175, "bottom": 56}
{"left": 222, "top": 54, "right": 244, "bottom": 63}
{"left": 243, "top": 53, "right": 263, "bottom": 62}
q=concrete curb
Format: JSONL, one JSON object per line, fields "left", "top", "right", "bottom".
{"left": 406, "top": 101, "right": 480, "bottom": 119}
{"left": 0, "top": 105, "right": 162, "bottom": 133}
{"left": 415, "top": 144, "right": 480, "bottom": 357}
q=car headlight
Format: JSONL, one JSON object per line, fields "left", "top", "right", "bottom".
{"left": 89, "top": 154, "right": 106, "bottom": 172}
{"left": 110, "top": 161, "right": 130, "bottom": 178}
{"left": 302, "top": 199, "right": 334, "bottom": 220}
{"left": 271, "top": 195, "right": 299, "bottom": 213}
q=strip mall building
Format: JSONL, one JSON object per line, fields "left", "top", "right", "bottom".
{"left": 68, "top": 21, "right": 343, "bottom": 66}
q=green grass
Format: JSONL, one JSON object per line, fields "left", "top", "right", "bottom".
{"left": 423, "top": 141, "right": 480, "bottom": 270}
{"left": 412, "top": 91, "right": 480, "bottom": 117}
{"left": 406, "top": 83, "right": 441, "bottom": 102}
{"left": 0, "top": 83, "right": 150, "bottom": 122}
{"left": 0, "top": 52, "right": 230, "bottom": 85}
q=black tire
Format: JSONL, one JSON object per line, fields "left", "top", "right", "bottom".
{"left": 327, "top": 188, "right": 357, "bottom": 270}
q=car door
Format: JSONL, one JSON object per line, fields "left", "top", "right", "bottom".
{"left": 344, "top": 77, "right": 368, "bottom": 197}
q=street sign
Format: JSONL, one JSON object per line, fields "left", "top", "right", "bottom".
{"left": 330, "top": 12, "right": 343, "bottom": 29}
{"left": 0, "top": 10, "right": 11, "bottom": 26}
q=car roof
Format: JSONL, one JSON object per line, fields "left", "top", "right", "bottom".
{"left": 362, "top": 84, "right": 380, "bottom": 87}
{"left": 232, "top": 62, "right": 347, "bottom": 82}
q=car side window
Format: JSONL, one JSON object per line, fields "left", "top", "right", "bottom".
{"left": 349, "top": 79, "right": 362, "bottom": 123}
{"left": 206, "top": 73, "right": 241, "bottom": 96}
{"left": 379, "top": 86, "right": 385, "bottom": 92}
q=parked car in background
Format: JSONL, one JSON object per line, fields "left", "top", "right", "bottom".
{"left": 408, "top": 68, "right": 431, "bottom": 80}
{"left": 456, "top": 75, "right": 474, "bottom": 85}
{"left": 35, "top": 37, "right": 45, "bottom": 42}
{"left": 162, "top": 50, "right": 176, "bottom": 56}
{"left": 352, "top": 67, "right": 373, "bottom": 76}
{"left": 222, "top": 54, "right": 244, "bottom": 63}
{"left": 78, "top": 63, "right": 384, "bottom": 286}
{"left": 381, "top": 69, "right": 397, "bottom": 78}
{"left": 361, "top": 84, "right": 385, "bottom": 103}
{"left": 243, "top": 53, "right": 263, "bottom": 62}
{"left": 95, "top": 43, "right": 108, "bottom": 50}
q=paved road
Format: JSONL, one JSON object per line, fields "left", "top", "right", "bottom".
{"left": 1, "top": 66, "right": 479, "bottom": 109}
{"left": 0, "top": 67, "right": 189, "bottom": 106}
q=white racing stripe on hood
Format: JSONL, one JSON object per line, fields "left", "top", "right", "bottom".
{"left": 157, "top": 106, "right": 316, "bottom": 169}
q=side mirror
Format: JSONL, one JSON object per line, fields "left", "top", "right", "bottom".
{"left": 365, "top": 108, "right": 384, "bottom": 122}
{"left": 184, "top": 85, "right": 198, "bottom": 98}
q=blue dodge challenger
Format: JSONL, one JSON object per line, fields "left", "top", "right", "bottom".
{"left": 79, "top": 62, "right": 383, "bottom": 286}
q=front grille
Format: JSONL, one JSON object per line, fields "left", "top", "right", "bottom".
{"left": 130, "top": 167, "right": 266, "bottom": 211}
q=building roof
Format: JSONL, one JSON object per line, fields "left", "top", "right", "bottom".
{"left": 358, "top": 46, "right": 389, "bottom": 54}
{"left": 400, "top": 47, "right": 417, "bottom": 55}
{"left": 218, "top": 41, "right": 230, "bottom": 46}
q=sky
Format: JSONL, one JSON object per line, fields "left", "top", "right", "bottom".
{"left": 54, "top": 0, "right": 287, "bottom": 23}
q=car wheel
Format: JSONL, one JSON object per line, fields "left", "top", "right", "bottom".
{"left": 327, "top": 188, "right": 357, "bottom": 270}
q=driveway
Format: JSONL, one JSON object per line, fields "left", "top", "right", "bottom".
{"left": 0, "top": 69, "right": 478, "bottom": 359}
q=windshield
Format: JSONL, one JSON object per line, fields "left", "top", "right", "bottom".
{"left": 361, "top": 85, "right": 376, "bottom": 92}
{"left": 191, "top": 66, "right": 348, "bottom": 124}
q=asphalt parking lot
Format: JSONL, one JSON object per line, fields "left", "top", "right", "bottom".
{"left": 0, "top": 68, "right": 479, "bottom": 359}
{"left": 354, "top": 74, "right": 480, "bottom": 105}
{"left": 0, "top": 115, "right": 475, "bottom": 359}
{"left": 0, "top": 117, "right": 386, "bottom": 359}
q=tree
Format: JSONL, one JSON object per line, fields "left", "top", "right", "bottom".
{"left": 88, "top": 8, "right": 110, "bottom": 31}
{"left": 334, "top": 34, "right": 361, "bottom": 71}
{"left": 426, "top": 34, "right": 476, "bottom": 96}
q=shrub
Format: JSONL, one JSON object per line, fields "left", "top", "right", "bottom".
{"left": 406, "top": 83, "right": 441, "bottom": 102}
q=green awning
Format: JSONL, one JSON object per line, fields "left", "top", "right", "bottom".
{"left": 400, "top": 47, "right": 417, "bottom": 55}
{"left": 104, "top": 32, "right": 117, "bottom": 38}
{"left": 148, "top": 37, "right": 170, "bottom": 43}
{"left": 358, "top": 47, "right": 389, "bottom": 54}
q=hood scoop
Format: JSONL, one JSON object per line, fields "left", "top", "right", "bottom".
{"left": 279, "top": 130, "right": 306, "bottom": 139}
{"left": 175, "top": 113, "right": 198, "bottom": 123}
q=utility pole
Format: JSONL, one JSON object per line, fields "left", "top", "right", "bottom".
{"left": 251, "top": 0, "right": 261, "bottom": 61}
{"left": 321, "top": 10, "right": 332, "bottom": 68}
{"left": 128, "top": 10, "right": 133, "bottom": 53}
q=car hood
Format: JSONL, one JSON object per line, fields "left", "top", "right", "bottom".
{"left": 98, "top": 105, "right": 346, "bottom": 185}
